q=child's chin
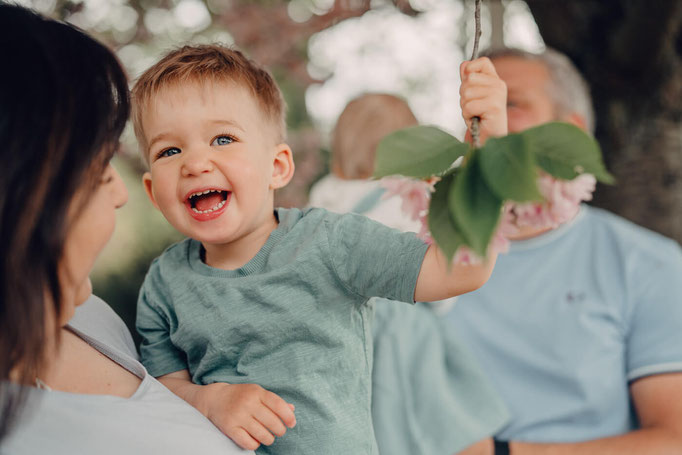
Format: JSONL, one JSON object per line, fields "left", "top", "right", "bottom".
{"left": 192, "top": 230, "right": 237, "bottom": 247}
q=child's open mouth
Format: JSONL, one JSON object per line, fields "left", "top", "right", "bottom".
{"left": 186, "top": 189, "right": 230, "bottom": 219}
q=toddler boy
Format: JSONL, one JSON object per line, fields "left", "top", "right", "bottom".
{"left": 132, "top": 45, "right": 506, "bottom": 454}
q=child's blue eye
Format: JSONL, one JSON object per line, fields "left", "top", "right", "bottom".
{"left": 212, "top": 135, "right": 234, "bottom": 146}
{"left": 159, "top": 147, "right": 181, "bottom": 158}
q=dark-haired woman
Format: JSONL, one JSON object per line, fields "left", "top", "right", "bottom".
{"left": 0, "top": 5, "right": 251, "bottom": 454}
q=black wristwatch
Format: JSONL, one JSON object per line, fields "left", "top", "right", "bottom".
{"left": 493, "top": 439, "right": 510, "bottom": 455}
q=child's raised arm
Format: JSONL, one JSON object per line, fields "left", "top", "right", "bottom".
{"left": 158, "top": 369, "right": 296, "bottom": 451}
{"left": 414, "top": 245, "right": 496, "bottom": 302}
{"left": 414, "top": 57, "right": 507, "bottom": 302}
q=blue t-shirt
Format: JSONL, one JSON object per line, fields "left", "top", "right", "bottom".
{"left": 137, "top": 207, "right": 428, "bottom": 455}
{"left": 447, "top": 206, "right": 682, "bottom": 442}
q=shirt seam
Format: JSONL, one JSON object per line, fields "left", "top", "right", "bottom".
{"left": 397, "top": 243, "right": 429, "bottom": 303}
{"left": 627, "top": 361, "right": 682, "bottom": 382}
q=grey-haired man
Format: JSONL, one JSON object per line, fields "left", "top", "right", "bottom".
{"left": 451, "top": 48, "right": 682, "bottom": 455}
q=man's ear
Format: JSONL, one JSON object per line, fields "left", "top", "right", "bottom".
{"left": 564, "top": 113, "right": 588, "bottom": 132}
{"left": 142, "top": 172, "right": 160, "bottom": 210}
{"left": 270, "top": 143, "right": 295, "bottom": 190}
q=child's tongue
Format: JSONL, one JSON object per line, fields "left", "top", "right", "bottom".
{"left": 195, "top": 193, "right": 224, "bottom": 211}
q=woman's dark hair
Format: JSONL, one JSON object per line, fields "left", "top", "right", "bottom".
{"left": 0, "top": 4, "right": 130, "bottom": 440}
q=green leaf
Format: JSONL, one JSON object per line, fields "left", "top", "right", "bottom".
{"left": 479, "top": 133, "right": 543, "bottom": 202}
{"left": 427, "top": 173, "right": 465, "bottom": 262}
{"left": 449, "top": 150, "right": 504, "bottom": 257}
{"left": 373, "top": 125, "right": 469, "bottom": 179}
{"left": 521, "top": 122, "right": 615, "bottom": 184}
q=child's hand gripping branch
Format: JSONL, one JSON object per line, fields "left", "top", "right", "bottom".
{"left": 158, "top": 369, "right": 296, "bottom": 451}
{"left": 414, "top": 57, "right": 507, "bottom": 303}
{"left": 460, "top": 57, "right": 508, "bottom": 145}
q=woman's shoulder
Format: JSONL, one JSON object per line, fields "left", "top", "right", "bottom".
{"left": 68, "top": 295, "right": 138, "bottom": 359}
{"left": 3, "top": 375, "right": 252, "bottom": 455}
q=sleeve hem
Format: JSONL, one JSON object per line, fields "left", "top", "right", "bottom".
{"left": 398, "top": 242, "right": 430, "bottom": 303}
{"left": 627, "top": 362, "right": 682, "bottom": 382}
{"left": 145, "top": 361, "right": 189, "bottom": 379}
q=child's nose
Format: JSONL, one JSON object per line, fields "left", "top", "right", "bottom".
{"left": 181, "top": 149, "right": 214, "bottom": 177}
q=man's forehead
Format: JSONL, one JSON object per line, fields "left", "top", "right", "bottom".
{"left": 493, "top": 57, "right": 550, "bottom": 92}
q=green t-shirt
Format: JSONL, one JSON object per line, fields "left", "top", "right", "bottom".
{"left": 137, "top": 207, "right": 429, "bottom": 454}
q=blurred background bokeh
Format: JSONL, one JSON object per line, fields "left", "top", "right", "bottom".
{"left": 15, "top": 0, "right": 682, "bottom": 342}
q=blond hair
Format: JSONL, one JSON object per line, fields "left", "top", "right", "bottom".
{"left": 131, "top": 44, "right": 286, "bottom": 163}
{"left": 331, "top": 93, "right": 418, "bottom": 179}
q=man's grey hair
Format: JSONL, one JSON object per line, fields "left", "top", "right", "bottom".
{"left": 483, "top": 47, "right": 595, "bottom": 134}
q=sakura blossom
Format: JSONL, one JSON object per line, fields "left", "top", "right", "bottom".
{"left": 513, "top": 173, "right": 596, "bottom": 229}
{"left": 450, "top": 204, "right": 517, "bottom": 265}
{"left": 382, "top": 172, "right": 595, "bottom": 265}
{"left": 380, "top": 177, "right": 434, "bottom": 223}
{"left": 381, "top": 175, "right": 515, "bottom": 264}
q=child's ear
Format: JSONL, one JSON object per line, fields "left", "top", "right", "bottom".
{"left": 270, "top": 143, "right": 295, "bottom": 190}
{"left": 142, "top": 172, "right": 160, "bottom": 210}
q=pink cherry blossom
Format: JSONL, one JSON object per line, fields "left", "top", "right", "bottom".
{"left": 417, "top": 211, "right": 433, "bottom": 244}
{"left": 382, "top": 176, "right": 519, "bottom": 264}
{"left": 380, "top": 172, "right": 596, "bottom": 266}
{"left": 490, "top": 203, "right": 517, "bottom": 254}
{"left": 513, "top": 173, "right": 596, "bottom": 229}
{"left": 450, "top": 204, "right": 516, "bottom": 265}
{"left": 380, "top": 177, "right": 434, "bottom": 222}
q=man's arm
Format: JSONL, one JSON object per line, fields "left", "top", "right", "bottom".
{"left": 456, "top": 438, "right": 494, "bottom": 455}
{"left": 507, "top": 373, "right": 682, "bottom": 454}
{"left": 159, "top": 369, "right": 296, "bottom": 451}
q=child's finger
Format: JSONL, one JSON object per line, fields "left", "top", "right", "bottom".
{"left": 254, "top": 406, "right": 288, "bottom": 437}
{"left": 243, "top": 419, "right": 276, "bottom": 446}
{"left": 262, "top": 391, "right": 297, "bottom": 428}
{"left": 461, "top": 71, "right": 505, "bottom": 89}
{"left": 460, "top": 83, "right": 507, "bottom": 113}
{"left": 460, "top": 85, "right": 496, "bottom": 104}
{"left": 228, "top": 427, "right": 261, "bottom": 451}
{"left": 461, "top": 56, "right": 498, "bottom": 78}
{"left": 462, "top": 98, "right": 498, "bottom": 121}
{"left": 459, "top": 61, "right": 469, "bottom": 82}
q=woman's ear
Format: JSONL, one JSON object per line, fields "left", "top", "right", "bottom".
{"left": 142, "top": 172, "right": 160, "bottom": 209}
{"left": 270, "top": 144, "right": 295, "bottom": 190}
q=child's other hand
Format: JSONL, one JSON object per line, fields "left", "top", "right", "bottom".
{"left": 200, "top": 382, "right": 296, "bottom": 450}
{"left": 459, "top": 57, "right": 508, "bottom": 145}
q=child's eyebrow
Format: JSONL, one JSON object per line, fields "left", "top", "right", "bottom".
{"left": 148, "top": 132, "right": 174, "bottom": 152}
{"left": 208, "top": 119, "right": 245, "bottom": 132}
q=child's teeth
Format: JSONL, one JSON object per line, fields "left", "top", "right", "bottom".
{"left": 191, "top": 198, "right": 226, "bottom": 214}
{"left": 191, "top": 189, "right": 219, "bottom": 198}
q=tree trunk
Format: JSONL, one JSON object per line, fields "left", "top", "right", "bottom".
{"left": 489, "top": 0, "right": 505, "bottom": 51}
{"left": 525, "top": 0, "right": 682, "bottom": 242}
